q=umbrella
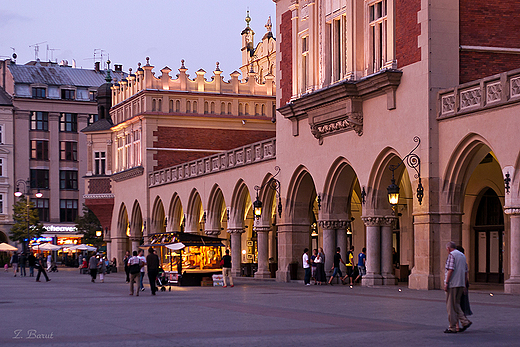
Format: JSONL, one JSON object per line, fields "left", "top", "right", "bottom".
{"left": 32, "top": 243, "right": 62, "bottom": 251}
{"left": 0, "top": 243, "right": 18, "bottom": 251}
{"left": 68, "top": 244, "right": 97, "bottom": 251}
{"left": 165, "top": 242, "right": 185, "bottom": 251}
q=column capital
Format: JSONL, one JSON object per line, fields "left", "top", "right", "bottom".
{"left": 205, "top": 229, "right": 221, "bottom": 236}
{"left": 380, "top": 216, "right": 397, "bottom": 227}
{"left": 504, "top": 207, "right": 520, "bottom": 215}
{"left": 361, "top": 216, "right": 383, "bottom": 227}
{"left": 318, "top": 220, "right": 349, "bottom": 229}
{"left": 227, "top": 227, "right": 245, "bottom": 234}
{"left": 335, "top": 220, "right": 351, "bottom": 230}
{"left": 253, "top": 226, "right": 271, "bottom": 233}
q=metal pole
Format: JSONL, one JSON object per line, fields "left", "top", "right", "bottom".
{"left": 26, "top": 194, "right": 30, "bottom": 255}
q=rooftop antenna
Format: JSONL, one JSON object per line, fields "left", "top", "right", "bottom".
{"left": 29, "top": 41, "right": 47, "bottom": 60}
{"left": 10, "top": 47, "right": 17, "bottom": 61}
{"left": 46, "top": 45, "right": 60, "bottom": 62}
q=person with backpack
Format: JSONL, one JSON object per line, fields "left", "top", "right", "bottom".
{"left": 128, "top": 251, "right": 143, "bottom": 296}
{"left": 354, "top": 248, "right": 366, "bottom": 284}
{"left": 341, "top": 246, "right": 355, "bottom": 285}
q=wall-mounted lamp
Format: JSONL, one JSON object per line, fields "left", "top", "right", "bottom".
{"left": 387, "top": 136, "right": 424, "bottom": 206}
{"left": 253, "top": 166, "right": 282, "bottom": 220}
{"left": 96, "top": 230, "right": 102, "bottom": 237}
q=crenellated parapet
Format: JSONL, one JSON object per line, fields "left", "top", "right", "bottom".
{"left": 111, "top": 58, "right": 276, "bottom": 107}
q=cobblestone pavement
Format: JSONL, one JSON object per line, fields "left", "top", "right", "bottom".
{"left": 0, "top": 267, "right": 518, "bottom": 346}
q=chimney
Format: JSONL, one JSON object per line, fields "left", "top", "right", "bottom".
{"left": 94, "top": 61, "right": 100, "bottom": 72}
{"left": 114, "top": 64, "right": 122, "bottom": 72}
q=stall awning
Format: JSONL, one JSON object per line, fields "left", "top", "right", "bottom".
{"left": 142, "top": 232, "right": 225, "bottom": 248}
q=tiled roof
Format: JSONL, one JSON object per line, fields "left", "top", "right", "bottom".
{"left": 81, "top": 118, "right": 113, "bottom": 133}
{"left": 0, "top": 87, "right": 12, "bottom": 106}
{"left": 8, "top": 62, "right": 125, "bottom": 87}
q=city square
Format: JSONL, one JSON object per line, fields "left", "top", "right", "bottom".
{"left": 1, "top": 268, "right": 519, "bottom": 346}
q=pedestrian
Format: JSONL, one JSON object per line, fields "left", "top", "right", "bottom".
{"left": 46, "top": 253, "right": 52, "bottom": 271}
{"left": 128, "top": 251, "right": 143, "bottom": 296}
{"left": 146, "top": 247, "right": 160, "bottom": 295}
{"left": 123, "top": 251, "right": 131, "bottom": 283}
{"left": 28, "top": 253, "right": 36, "bottom": 277}
{"left": 303, "top": 248, "right": 311, "bottom": 285}
{"left": 444, "top": 241, "right": 472, "bottom": 334}
{"left": 35, "top": 253, "right": 50, "bottom": 282}
{"left": 328, "top": 247, "right": 346, "bottom": 285}
{"left": 341, "top": 246, "right": 355, "bottom": 285}
{"left": 315, "top": 247, "right": 326, "bottom": 285}
{"left": 89, "top": 254, "right": 98, "bottom": 283}
{"left": 137, "top": 249, "right": 147, "bottom": 292}
{"left": 311, "top": 249, "right": 318, "bottom": 284}
{"left": 98, "top": 256, "right": 107, "bottom": 283}
{"left": 78, "top": 254, "right": 83, "bottom": 268}
{"left": 19, "top": 253, "right": 27, "bottom": 277}
{"left": 221, "top": 249, "right": 234, "bottom": 287}
{"left": 10, "top": 252, "right": 19, "bottom": 277}
{"left": 354, "top": 247, "right": 366, "bottom": 284}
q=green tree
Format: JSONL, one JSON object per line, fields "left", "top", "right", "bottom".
{"left": 75, "top": 204, "right": 103, "bottom": 247}
{"left": 10, "top": 196, "right": 46, "bottom": 243}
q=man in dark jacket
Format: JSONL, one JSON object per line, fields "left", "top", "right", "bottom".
{"left": 123, "top": 251, "right": 131, "bottom": 283}
{"left": 146, "top": 247, "right": 160, "bottom": 295}
{"left": 19, "top": 253, "right": 27, "bottom": 277}
{"left": 35, "top": 253, "right": 50, "bottom": 282}
{"left": 28, "top": 253, "right": 36, "bottom": 277}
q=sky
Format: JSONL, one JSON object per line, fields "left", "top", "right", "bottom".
{"left": 1, "top": 0, "right": 276, "bottom": 78}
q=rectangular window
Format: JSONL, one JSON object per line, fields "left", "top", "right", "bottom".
{"left": 31, "top": 198, "right": 49, "bottom": 222}
{"left": 0, "top": 158, "right": 3, "bottom": 176}
{"left": 31, "top": 112, "right": 49, "bottom": 131}
{"left": 89, "top": 91, "right": 97, "bottom": 101}
{"left": 0, "top": 194, "right": 3, "bottom": 214}
{"left": 30, "top": 169, "right": 49, "bottom": 189}
{"left": 60, "top": 113, "right": 77, "bottom": 132}
{"left": 60, "top": 170, "right": 78, "bottom": 190}
{"left": 61, "top": 89, "right": 75, "bottom": 100}
{"left": 369, "top": 0, "right": 388, "bottom": 73}
{"left": 60, "top": 142, "right": 77, "bottom": 161}
{"left": 60, "top": 199, "right": 78, "bottom": 222}
{"left": 87, "top": 114, "right": 99, "bottom": 126}
{"left": 0, "top": 124, "right": 3, "bottom": 144}
{"left": 94, "top": 151, "right": 106, "bottom": 175}
{"left": 32, "top": 87, "right": 46, "bottom": 99}
{"left": 301, "top": 36, "right": 309, "bottom": 92}
{"left": 31, "top": 140, "right": 49, "bottom": 160}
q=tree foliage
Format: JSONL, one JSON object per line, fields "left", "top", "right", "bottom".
{"left": 75, "top": 204, "right": 103, "bottom": 246}
{"left": 10, "top": 196, "right": 46, "bottom": 243}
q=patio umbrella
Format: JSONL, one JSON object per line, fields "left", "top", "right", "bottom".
{"left": 165, "top": 242, "right": 185, "bottom": 251}
{"left": 68, "top": 244, "right": 97, "bottom": 251}
{"left": 32, "top": 243, "right": 62, "bottom": 251}
{"left": 0, "top": 243, "right": 18, "bottom": 251}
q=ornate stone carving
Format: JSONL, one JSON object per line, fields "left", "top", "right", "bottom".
{"left": 361, "top": 216, "right": 382, "bottom": 227}
{"left": 511, "top": 76, "right": 520, "bottom": 97}
{"left": 441, "top": 94, "right": 455, "bottom": 114}
{"left": 318, "top": 220, "right": 350, "bottom": 229}
{"left": 460, "top": 87, "right": 481, "bottom": 109}
{"left": 227, "top": 228, "right": 245, "bottom": 234}
{"left": 253, "top": 226, "right": 271, "bottom": 233}
{"left": 504, "top": 208, "right": 520, "bottom": 215}
{"left": 380, "top": 216, "right": 397, "bottom": 227}
{"left": 112, "top": 166, "right": 144, "bottom": 182}
{"left": 205, "top": 229, "right": 221, "bottom": 236}
{"left": 486, "top": 81, "right": 502, "bottom": 104}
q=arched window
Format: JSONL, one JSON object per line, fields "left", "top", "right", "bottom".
{"left": 157, "top": 99, "right": 162, "bottom": 112}
{"left": 228, "top": 102, "right": 232, "bottom": 114}
{"left": 238, "top": 103, "right": 243, "bottom": 116}
{"left": 193, "top": 101, "right": 198, "bottom": 113}
{"left": 255, "top": 104, "right": 259, "bottom": 116}
{"left": 186, "top": 101, "right": 191, "bottom": 113}
{"left": 245, "top": 103, "right": 249, "bottom": 115}
{"left": 211, "top": 102, "right": 215, "bottom": 114}
{"left": 169, "top": 100, "right": 173, "bottom": 113}
{"left": 204, "top": 101, "right": 209, "bottom": 114}
{"left": 175, "top": 100, "right": 180, "bottom": 112}
{"left": 221, "top": 102, "right": 226, "bottom": 115}
{"left": 152, "top": 99, "right": 156, "bottom": 111}
{"left": 261, "top": 104, "right": 266, "bottom": 116}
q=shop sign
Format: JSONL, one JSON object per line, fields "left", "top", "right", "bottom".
{"left": 43, "top": 225, "right": 78, "bottom": 233}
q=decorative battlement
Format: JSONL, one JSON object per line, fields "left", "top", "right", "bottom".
{"left": 438, "top": 68, "right": 520, "bottom": 120}
{"left": 111, "top": 58, "right": 275, "bottom": 106}
{"left": 149, "top": 137, "right": 276, "bottom": 187}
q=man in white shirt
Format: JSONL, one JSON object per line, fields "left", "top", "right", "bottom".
{"left": 128, "top": 251, "right": 142, "bottom": 296}
{"left": 138, "top": 249, "right": 147, "bottom": 292}
{"left": 303, "top": 248, "right": 311, "bottom": 285}
{"left": 444, "top": 241, "right": 472, "bottom": 333}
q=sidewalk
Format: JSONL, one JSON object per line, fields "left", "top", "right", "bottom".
{"left": 0, "top": 267, "right": 519, "bottom": 346}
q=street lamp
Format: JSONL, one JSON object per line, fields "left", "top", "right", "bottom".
{"left": 387, "top": 136, "right": 424, "bottom": 206}
{"left": 253, "top": 166, "right": 282, "bottom": 220}
{"left": 14, "top": 179, "right": 42, "bottom": 254}
{"left": 96, "top": 230, "right": 102, "bottom": 237}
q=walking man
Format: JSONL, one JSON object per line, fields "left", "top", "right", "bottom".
{"left": 146, "top": 247, "right": 160, "bottom": 295}
{"left": 138, "top": 249, "right": 147, "bottom": 291}
{"left": 221, "top": 249, "right": 234, "bottom": 287}
{"left": 28, "top": 253, "right": 36, "bottom": 277}
{"left": 128, "top": 251, "right": 143, "bottom": 296}
{"left": 10, "top": 252, "right": 19, "bottom": 277}
{"left": 444, "top": 241, "right": 472, "bottom": 333}
{"left": 341, "top": 246, "right": 355, "bottom": 285}
{"left": 354, "top": 247, "right": 366, "bottom": 284}
{"left": 303, "top": 248, "right": 311, "bottom": 285}
{"left": 328, "top": 247, "right": 346, "bottom": 285}
{"left": 123, "top": 251, "right": 131, "bottom": 283}
{"left": 89, "top": 254, "right": 98, "bottom": 283}
{"left": 35, "top": 253, "right": 50, "bottom": 282}
{"left": 19, "top": 253, "right": 27, "bottom": 277}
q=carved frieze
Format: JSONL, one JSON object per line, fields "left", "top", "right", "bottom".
{"left": 227, "top": 228, "right": 245, "bottom": 234}
{"left": 361, "top": 216, "right": 382, "bottom": 227}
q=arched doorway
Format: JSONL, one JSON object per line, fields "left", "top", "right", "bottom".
{"left": 474, "top": 188, "right": 504, "bottom": 283}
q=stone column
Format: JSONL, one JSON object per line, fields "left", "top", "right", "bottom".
{"left": 505, "top": 208, "right": 520, "bottom": 294}
{"left": 254, "top": 226, "right": 271, "bottom": 279}
{"left": 113, "top": 236, "right": 129, "bottom": 271}
{"left": 319, "top": 220, "right": 336, "bottom": 276}
{"left": 361, "top": 216, "right": 383, "bottom": 286}
{"left": 227, "top": 228, "right": 244, "bottom": 277}
{"left": 381, "top": 216, "right": 397, "bottom": 285}
{"left": 336, "top": 221, "right": 349, "bottom": 269}
{"left": 130, "top": 237, "right": 140, "bottom": 254}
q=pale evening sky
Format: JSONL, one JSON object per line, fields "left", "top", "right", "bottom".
{"left": 0, "top": 0, "right": 276, "bottom": 78}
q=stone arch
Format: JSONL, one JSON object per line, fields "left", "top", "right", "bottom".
{"left": 0, "top": 231, "right": 8, "bottom": 243}
{"left": 151, "top": 196, "right": 166, "bottom": 235}
{"left": 206, "top": 184, "right": 227, "bottom": 236}
{"left": 230, "top": 179, "right": 252, "bottom": 228}
{"left": 117, "top": 203, "right": 129, "bottom": 238}
{"left": 167, "top": 193, "right": 184, "bottom": 233}
{"left": 186, "top": 189, "right": 203, "bottom": 234}
{"left": 285, "top": 165, "right": 317, "bottom": 225}
{"left": 130, "top": 200, "right": 143, "bottom": 240}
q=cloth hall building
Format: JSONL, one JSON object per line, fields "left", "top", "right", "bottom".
{"left": 87, "top": 3, "right": 520, "bottom": 293}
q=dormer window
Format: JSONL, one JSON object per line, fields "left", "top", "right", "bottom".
{"left": 61, "top": 89, "right": 75, "bottom": 100}
{"left": 32, "top": 87, "right": 46, "bottom": 99}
